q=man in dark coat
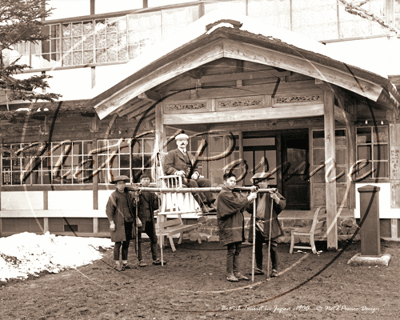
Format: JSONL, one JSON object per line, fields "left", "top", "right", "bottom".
{"left": 216, "top": 172, "right": 257, "bottom": 282}
{"left": 247, "top": 172, "right": 286, "bottom": 277}
{"left": 137, "top": 173, "right": 164, "bottom": 266}
{"left": 163, "top": 133, "right": 216, "bottom": 213}
{"left": 106, "top": 175, "right": 137, "bottom": 271}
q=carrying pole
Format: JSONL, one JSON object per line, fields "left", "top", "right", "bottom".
{"left": 126, "top": 186, "right": 277, "bottom": 193}
{"left": 135, "top": 192, "right": 139, "bottom": 259}
{"left": 267, "top": 198, "right": 273, "bottom": 278}
{"left": 251, "top": 197, "right": 256, "bottom": 283}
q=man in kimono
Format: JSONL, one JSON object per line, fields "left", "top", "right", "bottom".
{"left": 246, "top": 172, "right": 286, "bottom": 277}
{"left": 216, "top": 172, "right": 258, "bottom": 282}
{"left": 106, "top": 175, "right": 138, "bottom": 271}
{"left": 137, "top": 172, "right": 164, "bottom": 266}
{"left": 163, "top": 133, "right": 216, "bottom": 213}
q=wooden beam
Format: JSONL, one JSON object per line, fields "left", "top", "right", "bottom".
{"left": 165, "top": 81, "right": 321, "bottom": 101}
{"left": 334, "top": 105, "right": 354, "bottom": 124}
{"left": 198, "top": 70, "right": 291, "bottom": 84}
{"left": 223, "top": 39, "right": 382, "bottom": 102}
{"left": 164, "top": 103, "right": 324, "bottom": 125}
{"left": 155, "top": 103, "right": 165, "bottom": 153}
{"left": 324, "top": 90, "right": 338, "bottom": 251}
{"left": 118, "top": 99, "right": 149, "bottom": 117}
{"left": 127, "top": 102, "right": 153, "bottom": 120}
{"left": 94, "top": 38, "right": 384, "bottom": 120}
{"left": 135, "top": 110, "right": 155, "bottom": 121}
{"left": 94, "top": 40, "right": 226, "bottom": 119}
{"left": 138, "top": 90, "right": 162, "bottom": 102}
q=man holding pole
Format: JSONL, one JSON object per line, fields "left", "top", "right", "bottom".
{"left": 247, "top": 172, "right": 286, "bottom": 278}
{"left": 106, "top": 175, "right": 139, "bottom": 271}
{"left": 136, "top": 173, "right": 164, "bottom": 266}
{"left": 217, "top": 172, "right": 258, "bottom": 282}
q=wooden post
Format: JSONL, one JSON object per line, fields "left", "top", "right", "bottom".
{"left": 92, "top": 136, "right": 98, "bottom": 210}
{"left": 358, "top": 186, "right": 381, "bottom": 256}
{"left": 93, "top": 217, "right": 99, "bottom": 234}
{"left": 324, "top": 90, "right": 338, "bottom": 251}
{"left": 238, "top": 131, "right": 243, "bottom": 186}
{"left": 199, "top": 0, "right": 205, "bottom": 18}
{"left": 155, "top": 103, "right": 165, "bottom": 153}
{"left": 44, "top": 217, "right": 49, "bottom": 233}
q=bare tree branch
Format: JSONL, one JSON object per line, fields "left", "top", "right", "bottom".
{"left": 339, "top": 0, "right": 400, "bottom": 36}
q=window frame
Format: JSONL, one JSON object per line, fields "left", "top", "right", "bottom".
{"left": 356, "top": 125, "right": 389, "bottom": 181}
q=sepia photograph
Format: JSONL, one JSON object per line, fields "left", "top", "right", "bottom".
{"left": 0, "top": 0, "right": 399, "bottom": 319}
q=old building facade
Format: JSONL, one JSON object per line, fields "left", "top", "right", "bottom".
{"left": 2, "top": 0, "right": 400, "bottom": 247}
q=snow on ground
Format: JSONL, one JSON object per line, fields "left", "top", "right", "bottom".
{"left": 0, "top": 232, "right": 112, "bottom": 283}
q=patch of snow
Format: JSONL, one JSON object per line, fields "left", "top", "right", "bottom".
{"left": 0, "top": 232, "right": 112, "bottom": 282}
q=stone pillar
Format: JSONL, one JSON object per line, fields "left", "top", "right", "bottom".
{"left": 358, "top": 185, "right": 380, "bottom": 256}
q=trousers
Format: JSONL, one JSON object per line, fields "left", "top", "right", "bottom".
{"left": 184, "top": 178, "right": 216, "bottom": 204}
{"left": 255, "top": 229, "right": 278, "bottom": 270}
{"left": 226, "top": 242, "right": 242, "bottom": 274}
{"left": 138, "top": 220, "right": 158, "bottom": 261}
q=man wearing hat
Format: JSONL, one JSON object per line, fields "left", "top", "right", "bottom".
{"left": 136, "top": 172, "right": 164, "bottom": 266}
{"left": 246, "top": 172, "right": 286, "bottom": 277}
{"left": 106, "top": 175, "right": 138, "bottom": 271}
{"left": 164, "top": 132, "right": 216, "bottom": 213}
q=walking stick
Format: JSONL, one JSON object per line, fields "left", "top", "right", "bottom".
{"left": 251, "top": 197, "right": 256, "bottom": 283}
{"left": 267, "top": 197, "right": 273, "bottom": 279}
{"left": 134, "top": 191, "right": 139, "bottom": 260}
{"left": 135, "top": 199, "right": 139, "bottom": 260}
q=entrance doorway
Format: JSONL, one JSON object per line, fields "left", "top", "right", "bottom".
{"left": 281, "top": 130, "right": 310, "bottom": 210}
{"left": 242, "top": 130, "right": 310, "bottom": 210}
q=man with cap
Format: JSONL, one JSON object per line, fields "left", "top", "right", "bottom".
{"left": 137, "top": 172, "right": 164, "bottom": 266}
{"left": 217, "top": 172, "right": 258, "bottom": 282}
{"left": 106, "top": 175, "right": 138, "bottom": 271}
{"left": 246, "top": 172, "right": 286, "bottom": 277}
{"left": 164, "top": 132, "right": 216, "bottom": 213}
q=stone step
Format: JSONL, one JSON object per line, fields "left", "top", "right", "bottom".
{"left": 182, "top": 214, "right": 359, "bottom": 244}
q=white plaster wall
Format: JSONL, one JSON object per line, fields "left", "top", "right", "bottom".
{"left": 1, "top": 191, "right": 44, "bottom": 211}
{"left": 98, "top": 189, "right": 115, "bottom": 213}
{"left": 95, "top": 0, "right": 143, "bottom": 14}
{"left": 46, "top": 0, "right": 90, "bottom": 20}
{"left": 326, "top": 37, "right": 400, "bottom": 77}
{"left": 354, "top": 183, "right": 400, "bottom": 219}
{"left": 48, "top": 190, "right": 93, "bottom": 210}
{"left": 46, "top": 68, "right": 92, "bottom": 101}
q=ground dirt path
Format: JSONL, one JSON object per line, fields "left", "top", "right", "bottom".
{"left": 1, "top": 240, "right": 399, "bottom": 319}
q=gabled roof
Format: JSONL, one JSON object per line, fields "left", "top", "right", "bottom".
{"left": 89, "top": 10, "right": 400, "bottom": 120}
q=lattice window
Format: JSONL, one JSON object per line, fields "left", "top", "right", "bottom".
{"left": 356, "top": 126, "right": 389, "bottom": 179}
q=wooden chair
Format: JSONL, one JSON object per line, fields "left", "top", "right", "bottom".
{"left": 289, "top": 207, "right": 327, "bottom": 254}
{"left": 155, "top": 153, "right": 203, "bottom": 254}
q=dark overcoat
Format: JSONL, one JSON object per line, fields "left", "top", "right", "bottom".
{"left": 163, "top": 148, "right": 199, "bottom": 177}
{"left": 105, "top": 190, "right": 136, "bottom": 242}
{"left": 216, "top": 186, "right": 250, "bottom": 246}
{"left": 138, "top": 190, "right": 159, "bottom": 234}
{"left": 247, "top": 191, "right": 286, "bottom": 243}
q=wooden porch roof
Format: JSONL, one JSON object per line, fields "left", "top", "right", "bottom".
{"left": 89, "top": 16, "right": 400, "bottom": 120}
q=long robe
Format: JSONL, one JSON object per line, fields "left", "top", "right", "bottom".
{"left": 247, "top": 191, "right": 286, "bottom": 243}
{"left": 216, "top": 186, "right": 250, "bottom": 246}
{"left": 105, "top": 190, "right": 136, "bottom": 242}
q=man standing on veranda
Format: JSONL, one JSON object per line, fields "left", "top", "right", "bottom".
{"left": 217, "top": 172, "right": 258, "bottom": 282}
{"left": 164, "top": 133, "right": 216, "bottom": 213}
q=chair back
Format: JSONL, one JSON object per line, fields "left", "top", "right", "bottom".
{"left": 156, "top": 152, "right": 200, "bottom": 215}
{"left": 310, "top": 207, "right": 327, "bottom": 234}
